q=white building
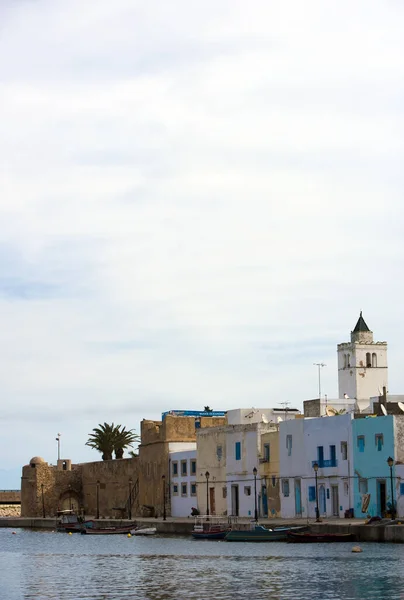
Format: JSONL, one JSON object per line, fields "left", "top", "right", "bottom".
{"left": 337, "top": 312, "right": 388, "bottom": 409}
{"left": 280, "top": 414, "right": 354, "bottom": 519}
{"left": 169, "top": 445, "right": 197, "bottom": 517}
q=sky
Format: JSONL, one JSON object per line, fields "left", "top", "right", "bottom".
{"left": 0, "top": 0, "right": 403, "bottom": 488}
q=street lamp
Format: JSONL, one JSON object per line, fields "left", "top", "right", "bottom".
{"left": 313, "top": 462, "right": 320, "bottom": 522}
{"left": 55, "top": 433, "right": 61, "bottom": 462}
{"left": 96, "top": 480, "right": 100, "bottom": 519}
{"left": 253, "top": 467, "right": 258, "bottom": 522}
{"left": 162, "top": 475, "right": 166, "bottom": 521}
{"left": 387, "top": 457, "right": 395, "bottom": 520}
{"left": 205, "top": 471, "right": 210, "bottom": 517}
{"left": 128, "top": 478, "right": 133, "bottom": 520}
{"left": 41, "top": 483, "right": 45, "bottom": 518}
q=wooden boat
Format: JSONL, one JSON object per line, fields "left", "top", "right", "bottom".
{"left": 224, "top": 524, "right": 307, "bottom": 542}
{"left": 191, "top": 515, "right": 236, "bottom": 540}
{"left": 287, "top": 530, "right": 356, "bottom": 543}
{"left": 57, "top": 510, "right": 95, "bottom": 533}
{"left": 81, "top": 523, "right": 137, "bottom": 535}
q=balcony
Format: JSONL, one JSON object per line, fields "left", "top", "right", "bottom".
{"left": 312, "top": 459, "right": 338, "bottom": 468}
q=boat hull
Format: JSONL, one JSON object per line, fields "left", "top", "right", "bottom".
{"left": 81, "top": 524, "right": 137, "bottom": 535}
{"left": 287, "top": 531, "right": 356, "bottom": 543}
{"left": 225, "top": 526, "right": 307, "bottom": 542}
{"left": 191, "top": 529, "right": 229, "bottom": 540}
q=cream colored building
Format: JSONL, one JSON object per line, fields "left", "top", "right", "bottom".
{"left": 259, "top": 428, "right": 280, "bottom": 517}
{"left": 196, "top": 426, "right": 227, "bottom": 515}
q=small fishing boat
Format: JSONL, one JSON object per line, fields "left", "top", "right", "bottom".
{"left": 191, "top": 515, "right": 237, "bottom": 540}
{"left": 57, "top": 510, "right": 95, "bottom": 533}
{"left": 224, "top": 523, "right": 307, "bottom": 542}
{"left": 81, "top": 523, "right": 137, "bottom": 535}
{"left": 287, "top": 530, "right": 356, "bottom": 543}
{"left": 130, "top": 526, "right": 157, "bottom": 536}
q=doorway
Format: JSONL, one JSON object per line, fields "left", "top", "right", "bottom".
{"left": 262, "top": 485, "right": 268, "bottom": 517}
{"left": 377, "top": 480, "right": 387, "bottom": 516}
{"left": 209, "top": 487, "right": 216, "bottom": 515}
{"left": 231, "top": 484, "right": 239, "bottom": 516}
{"left": 331, "top": 485, "right": 339, "bottom": 517}
{"left": 295, "top": 479, "right": 302, "bottom": 516}
{"left": 319, "top": 485, "right": 326, "bottom": 515}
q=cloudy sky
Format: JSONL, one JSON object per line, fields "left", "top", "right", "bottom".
{"left": 0, "top": 0, "right": 403, "bottom": 487}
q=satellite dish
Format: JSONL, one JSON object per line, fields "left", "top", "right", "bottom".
{"left": 326, "top": 406, "right": 338, "bottom": 416}
{"left": 261, "top": 414, "right": 268, "bottom": 423}
{"left": 380, "top": 404, "right": 388, "bottom": 416}
{"left": 398, "top": 402, "right": 404, "bottom": 413}
{"left": 277, "top": 417, "right": 283, "bottom": 422}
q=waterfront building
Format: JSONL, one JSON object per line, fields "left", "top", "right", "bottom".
{"left": 196, "top": 425, "right": 227, "bottom": 516}
{"left": 280, "top": 414, "right": 354, "bottom": 519}
{"left": 169, "top": 448, "right": 197, "bottom": 517}
{"left": 259, "top": 427, "right": 281, "bottom": 517}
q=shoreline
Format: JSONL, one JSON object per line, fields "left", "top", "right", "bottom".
{"left": 2, "top": 516, "right": 404, "bottom": 542}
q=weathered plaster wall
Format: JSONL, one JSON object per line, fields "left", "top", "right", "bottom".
{"left": 260, "top": 429, "right": 280, "bottom": 517}
{"left": 196, "top": 426, "right": 227, "bottom": 515}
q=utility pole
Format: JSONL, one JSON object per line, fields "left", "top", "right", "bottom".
{"left": 313, "top": 363, "right": 326, "bottom": 400}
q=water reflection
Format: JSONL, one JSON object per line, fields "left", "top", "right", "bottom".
{"left": 0, "top": 529, "right": 402, "bottom": 600}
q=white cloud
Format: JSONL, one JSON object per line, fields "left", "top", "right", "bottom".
{"left": 0, "top": 0, "right": 403, "bottom": 486}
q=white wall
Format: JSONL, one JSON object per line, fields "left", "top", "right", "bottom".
{"left": 226, "top": 426, "right": 262, "bottom": 518}
{"left": 280, "top": 415, "right": 354, "bottom": 519}
{"left": 169, "top": 449, "right": 197, "bottom": 517}
{"left": 226, "top": 408, "right": 300, "bottom": 426}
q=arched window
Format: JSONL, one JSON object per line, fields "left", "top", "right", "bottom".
{"left": 366, "top": 352, "right": 371, "bottom": 368}
{"left": 372, "top": 353, "right": 377, "bottom": 368}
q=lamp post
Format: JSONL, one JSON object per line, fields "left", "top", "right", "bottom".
{"left": 387, "top": 457, "right": 395, "bottom": 520}
{"left": 96, "top": 480, "right": 100, "bottom": 519}
{"left": 205, "top": 471, "right": 210, "bottom": 517}
{"left": 313, "top": 462, "right": 320, "bottom": 521}
{"left": 162, "top": 475, "right": 166, "bottom": 521}
{"left": 253, "top": 467, "right": 258, "bottom": 522}
{"left": 128, "top": 478, "right": 133, "bottom": 520}
{"left": 56, "top": 433, "right": 61, "bottom": 462}
{"left": 41, "top": 483, "right": 45, "bottom": 518}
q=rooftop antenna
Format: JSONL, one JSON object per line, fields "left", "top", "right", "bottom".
{"left": 278, "top": 401, "right": 290, "bottom": 421}
{"left": 313, "top": 363, "right": 326, "bottom": 400}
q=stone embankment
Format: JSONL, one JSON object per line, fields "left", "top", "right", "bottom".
{"left": 0, "top": 505, "right": 21, "bottom": 518}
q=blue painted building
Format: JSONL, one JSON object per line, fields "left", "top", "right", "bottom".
{"left": 352, "top": 416, "right": 395, "bottom": 517}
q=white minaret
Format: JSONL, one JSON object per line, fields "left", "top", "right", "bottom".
{"left": 337, "top": 312, "right": 388, "bottom": 403}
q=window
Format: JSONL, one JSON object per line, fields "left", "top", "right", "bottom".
{"left": 347, "top": 353, "right": 351, "bottom": 367}
{"left": 181, "top": 483, "right": 187, "bottom": 496}
{"left": 172, "top": 462, "right": 178, "bottom": 477}
{"left": 222, "top": 486, "right": 227, "bottom": 498}
{"left": 330, "top": 445, "right": 336, "bottom": 467}
{"left": 357, "top": 436, "right": 365, "bottom": 452}
{"left": 341, "top": 442, "right": 348, "bottom": 460}
{"left": 344, "top": 481, "right": 349, "bottom": 496}
{"left": 372, "top": 353, "right": 377, "bottom": 368}
{"left": 375, "top": 434, "right": 383, "bottom": 451}
{"left": 317, "top": 446, "right": 324, "bottom": 466}
{"left": 366, "top": 352, "right": 371, "bottom": 368}
{"left": 181, "top": 460, "right": 187, "bottom": 476}
{"left": 173, "top": 484, "right": 178, "bottom": 496}
{"left": 272, "top": 475, "right": 276, "bottom": 487}
{"left": 191, "top": 460, "right": 196, "bottom": 475}
{"left": 344, "top": 354, "right": 347, "bottom": 368}
{"left": 282, "top": 479, "right": 290, "bottom": 497}
{"left": 244, "top": 486, "right": 251, "bottom": 496}
{"left": 264, "top": 443, "right": 270, "bottom": 462}
{"left": 400, "top": 483, "right": 404, "bottom": 496}
{"left": 191, "top": 483, "right": 197, "bottom": 496}
{"left": 235, "top": 441, "right": 241, "bottom": 461}
{"left": 216, "top": 445, "right": 223, "bottom": 461}
{"left": 308, "top": 486, "right": 316, "bottom": 501}
{"left": 286, "top": 435, "right": 292, "bottom": 456}
{"left": 359, "top": 478, "right": 368, "bottom": 494}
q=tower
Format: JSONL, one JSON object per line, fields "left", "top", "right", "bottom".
{"left": 337, "top": 312, "right": 388, "bottom": 402}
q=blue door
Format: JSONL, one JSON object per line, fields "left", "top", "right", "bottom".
{"left": 262, "top": 485, "right": 268, "bottom": 517}
{"left": 319, "top": 485, "right": 326, "bottom": 515}
{"left": 295, "top": 479, "right": 302, "bottom": 515}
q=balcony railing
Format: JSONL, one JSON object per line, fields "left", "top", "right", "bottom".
{"left": 312, "top": 459, "right": 338, "bottom": 468}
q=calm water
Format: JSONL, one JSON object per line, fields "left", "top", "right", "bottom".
{"left": 1, "top": 528, "right": 404, "bottom": 600}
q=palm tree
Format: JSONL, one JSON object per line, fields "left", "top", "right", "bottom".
{"left": 86, "top": 423, "right": 116, "bottom": 460}
{"left": 113, "top": 426, "right": 140, "bottom": 459}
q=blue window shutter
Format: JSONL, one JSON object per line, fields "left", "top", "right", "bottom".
{"left": 358, "top": 437, "right": 365, "bottom": 452}
{"left": 235, "top": 441, "right": 241, "bottom": 460}
{"left": 400, "top": 483, "right": 404, "bottom": 496}
{"left": 308, "top": 486, "right": 316, "bottom": 501}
